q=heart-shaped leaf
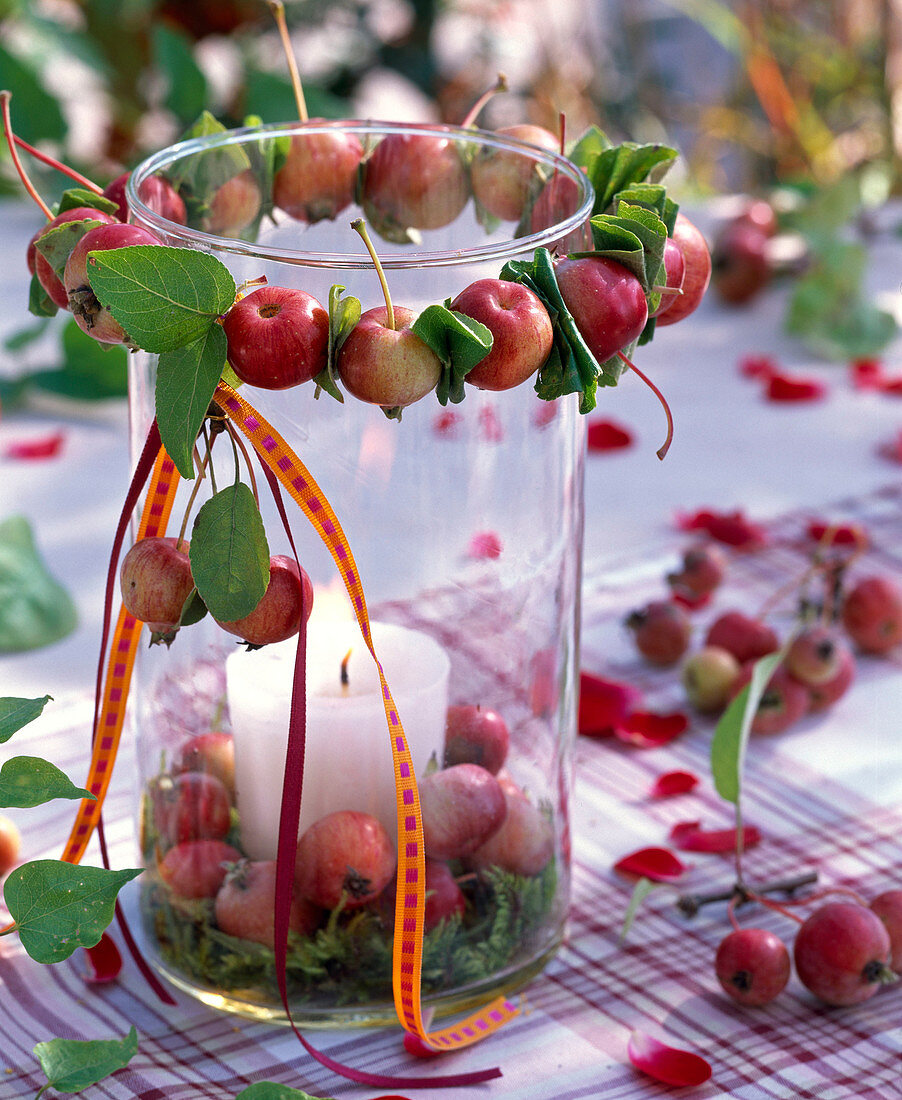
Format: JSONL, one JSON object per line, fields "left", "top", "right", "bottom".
{"left": 34, "top": 1025, "right": 138, "bottom": 1094}
{"left": 87, "top": 245, "right": 236, "bottom": 354}
{"left": 189, "top": 482, "right": 270, "bottom": 622}
{"left": 155, "top": 323, "right": 227, "bottom": 478}
{"left": 0, "top": 756, "right": 93, "bottom": 808}
{"left": 0, "top": 516, "right": 78, "bottom": 653}
{"left": 5, "top": 860, "right": 142, "bottom": 963}
{"left": 0, "top": 694, "right": 52, "bottom": 743}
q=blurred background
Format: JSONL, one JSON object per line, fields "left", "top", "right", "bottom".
{"left": 0, "top": 0, "right": 898, "bottom": 202}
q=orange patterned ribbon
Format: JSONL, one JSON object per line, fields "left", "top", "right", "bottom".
{"left": 215, "top": 381, "right": 518, "bottom": 1050}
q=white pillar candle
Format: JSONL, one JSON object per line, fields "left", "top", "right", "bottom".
{"left": 226, "top": 619, "right": 451, "bottom": 860}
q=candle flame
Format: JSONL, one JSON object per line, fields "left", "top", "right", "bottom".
{"left": 340, "top": 649, "right": 352, "bottom": 690}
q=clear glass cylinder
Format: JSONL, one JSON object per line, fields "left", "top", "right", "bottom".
{"left": 126, "top": 121, "right": 591, "bottom": 1026}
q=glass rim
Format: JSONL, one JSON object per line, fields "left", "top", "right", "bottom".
{"left": 125, "top": 118, "right": 595, "bottom": 270}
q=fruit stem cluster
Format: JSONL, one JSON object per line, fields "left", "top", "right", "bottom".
{"left": 676, "top": 870, "right": 818, "bottom": 918}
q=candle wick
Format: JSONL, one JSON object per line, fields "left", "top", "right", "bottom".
{"left": 340, "top": 648, "right": 352, "bottom": 690}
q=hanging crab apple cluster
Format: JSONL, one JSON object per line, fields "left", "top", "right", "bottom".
{"left": 715, "top": 890, "right": 900, "bottom": 1008}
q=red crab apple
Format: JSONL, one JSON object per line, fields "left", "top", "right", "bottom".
{"left": 704, "top": 610, "right": 779, "bottom": 664}
{"left": 712, "top": 220, "right": 772, "bottom": 305}
{"left": 450, "top": 278, "right": 553, "bottom": 390}
{"left": 214, "top": 859, "right": 320, "bottom": 948}
{"left": 28, "top": 206, "right": 119, "bottom": 310}
{"left": 338, "top": 304, "right": 442, "bottom": 409}
{"left": 469, "top": 779, "right": 553, "bottom": 877}
{"left": 64, "top": 221, "right": 163, "bottom": 344}
{"left": 626, "top": 600, "right": 692, "bottom": 667}
{"left": 554, "top": 256, "right": 648, "bottom": 364}
{"left": 841, "top": 574, "right": 902, "bottom": 654}
{"left": 216, "top": 555, "right": 313, "bottom": 646}
{"left": 785, "top": 624, "right": 851, "bottom": 686}
{"left": 154, "top": 771, "right": 232, "bottom": 848}
{"left": 361, "top": 132, "right": 470, "bottom": 235}
{"left": 734, "top": 198, "right": 778, "bottom": 237}
{"left": 158, "top": 838, "right": 241, "bottom": 899}
{"left": 655, "top": 214, "right": 711, "bottom": 326}
{"left": 294, "top": 809, "right": 396, "bottom": 910}
{"left": 870, "top": 889, "right": 902, "bottom": 971}
{"left": 0, "top": 814, "right": 21, "bottom": 876}
{"left": 120, "top": 536, "right": 194, "bottom": 634}
{"left": 529, "top": 172, "right": 594, "bottom": 252}
{"left": 200, "top": 169, "right": 262, "bottom": 237}
{"left": 793, "top": 901, "right": 895, "bottom": 1006}
{"left": 419, "top": 763, "right": 507, "bottom": 861}
{"left": 731, "top": 662, "right": 809, "bottom": 735}
{"left": 805, "top": 647, "right": 855, "bottom": 712}
{"left": 648, "top": 236, "right": 686, "bottom": 318}
{"left": 102, "top": 171, "right": 187, "bottom": 224}
{"left": 469, "top": 124, "right": 558, "bottom": 222}
{"left": 681, "top": 645, "right": 741, "bottom": 713}
{"left": 443, "top": 704, "right": 510, "bottom": 774}
{"left": 667, "top": 542, "right": 727, "bottom": 600}
{"left": 715, "top": 927, "right": 791, "bottom": 1006}
{"left": 175, "top": 731, "right": 235, "bottom": 796}
{"left": 273, "top": 129, "right": 364, "bottom": 222}
{"left": 222, "top": 286, "right": 329, "bottom": 390}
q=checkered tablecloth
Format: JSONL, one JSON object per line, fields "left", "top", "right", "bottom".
{"left": 3, "top": 488, "right": 902, "bottom": 1099}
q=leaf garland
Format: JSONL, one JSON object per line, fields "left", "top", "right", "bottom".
{"left": 411, "top": 303, "right": 493, "bottom": 405}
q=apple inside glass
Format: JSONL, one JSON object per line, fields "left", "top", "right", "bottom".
{"left": 469, "top": 124, "right": 558, "bottom": 222}
{"left": 273, "top": 129, "right": 365, "bottom": 223}
{"left": 450, "top": 278, "right": 553, "bottom": 391}
{"left": 361, "top": 132, "right": 470, "bottom": 233}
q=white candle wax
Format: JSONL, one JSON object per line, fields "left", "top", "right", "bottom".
{"left": 226, "top": 620, "right": 451, "bottom": 860}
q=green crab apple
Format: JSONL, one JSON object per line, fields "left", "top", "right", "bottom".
{"left": 450, "top": 278, "right": 553, "bottom": 390}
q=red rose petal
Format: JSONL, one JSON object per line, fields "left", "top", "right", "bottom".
{"left": 739, "top": 354, "right": 777, "bottom": 379}
{"left": 587, "top": 418, "right": 634, "bottom": 452}
{"left": 3, "top": 431, "right": 65, "bottom": 460}
{"left": 675, "top": 508, "right": 768, "bottom": 549}
{"left": 671, "top": 588, "right": 713, "bottom": 611}
{"left": 627, "top": 1030, "right": 712, "bottom": 1088}
{"left": 467, "top": 531, "right": 503, "bottom": 560}
{"left": 669, "top": 820, "right": 762, "bottom": 853}
{"left": 765, "top": 371, "right": 828, "bottom": 402}
{"left": 431, "top": 410, "right": 462, "bottom": 438}
{"left": 649, "top": 770, "right": 700, "bottom": 798}
{"left": 614, "top": 710, "right": 690, "bottom": 748}
{"left": 805, "top": 519, "right": 868, "bottom": 549}
{"left": 578, "top": 672, "right": 644, "bottom": 738}
{"left": 478, "top": 405, "right": 504, "bottom": 443}
{"left": 851, "top": 357, "right": 884, "bottom": 388}
{"left": 614, "top": 847, "right": 689, "bottom": 882}
{"left": 82, "top": 933, "right": 123, "bottom": 983}
{"left": 532, "top": 400, "right": 558, "bottom": 428}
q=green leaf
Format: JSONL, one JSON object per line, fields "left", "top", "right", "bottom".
{"left": 235, "top": 1086, "right": 336, "bottom": 1100}
{"left": 0, "top": 695, "right": 52, "bottom": 743}
{"left": 0, "top": 516, "right": 78, "bottom": 653}
{"left": 711, "top": 648, "right": 787, "bottom": 805}
{"left": 56, "top": 189, "right": 120, "bottom": 217}
{"left": 586, "top": 141, "right": 678, "bottom": 216}
{"left": 501, "top": 248, "right": 604, "bottom": 410}
{"left": 620, "top": 876, "right": 661, "bottom": 941}
{"left": 412, "top": 304, "right": 493, "bottom": 405}
{"left": 28, "top": 272, "right": 59, "bottom": 318}
{"left": 152, "top": 23, "right": 208, "bottom": 124}
{"left": 31, "top": 319, "right": 129, "bottom": 401}
{"left": 168, "top": 110, "right": 253, "bottom": 200}
{"left": 614, "top": 183, "right": 679, "bottom": 234}
{"left": 586, "top": 202, "right": 668, "bottom": 293}
{"left": 190, "top": 483, "right": 270, "bottom": 622}
{"left": 5, "top": 861, "right": 142, "bottom": 963}
{"left": 34, "top": 218, "right": 110, "bottom": 280}
{"left": 4, "top": 317, "right": 51, "bottom": 352}
{"left": 243, "top": 114, "right": 291, "bottom": 222}
{"left": 178, "top": 587, "right": 208, "bottom": 629}
{"left": 316, "top": 284, "right": 359, "bottom": 401}
{"left": 0, "top": 756, "right": 93, "bottom": 808}
{"left": 156, "top": 324, "right": 228, "bottom": 478}
{"left": 34, "top": 1026, "right": 138, "bottom": 1094}
{"left": 86, "top": 245, "right": 236, "bottom": 354}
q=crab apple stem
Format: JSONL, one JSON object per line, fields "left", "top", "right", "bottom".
{"left": 651, "top": 283, "right": 683, "bottom": 299}
{"left": 352, "top": 217, "right": 395, "bottom": 330}
{"left": 459, "top": 72, "right": 509, "bottom": 128}
{"left": 617, "top": 350, "right": 674, "bottom": 460}
{"left": 225, "top": 419, "right": 260, "bottom": 507}
{"left": 676, "top": 871, "right": 819, "bottom": 917}
{"left": 267, "top": 0, "right": 308, "bottom": 122}
{"left": 12, "top": 134, "right": 103, "bottom": 194}
{"left": 1, "top": 91, "right": 53, "bottom": 220}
